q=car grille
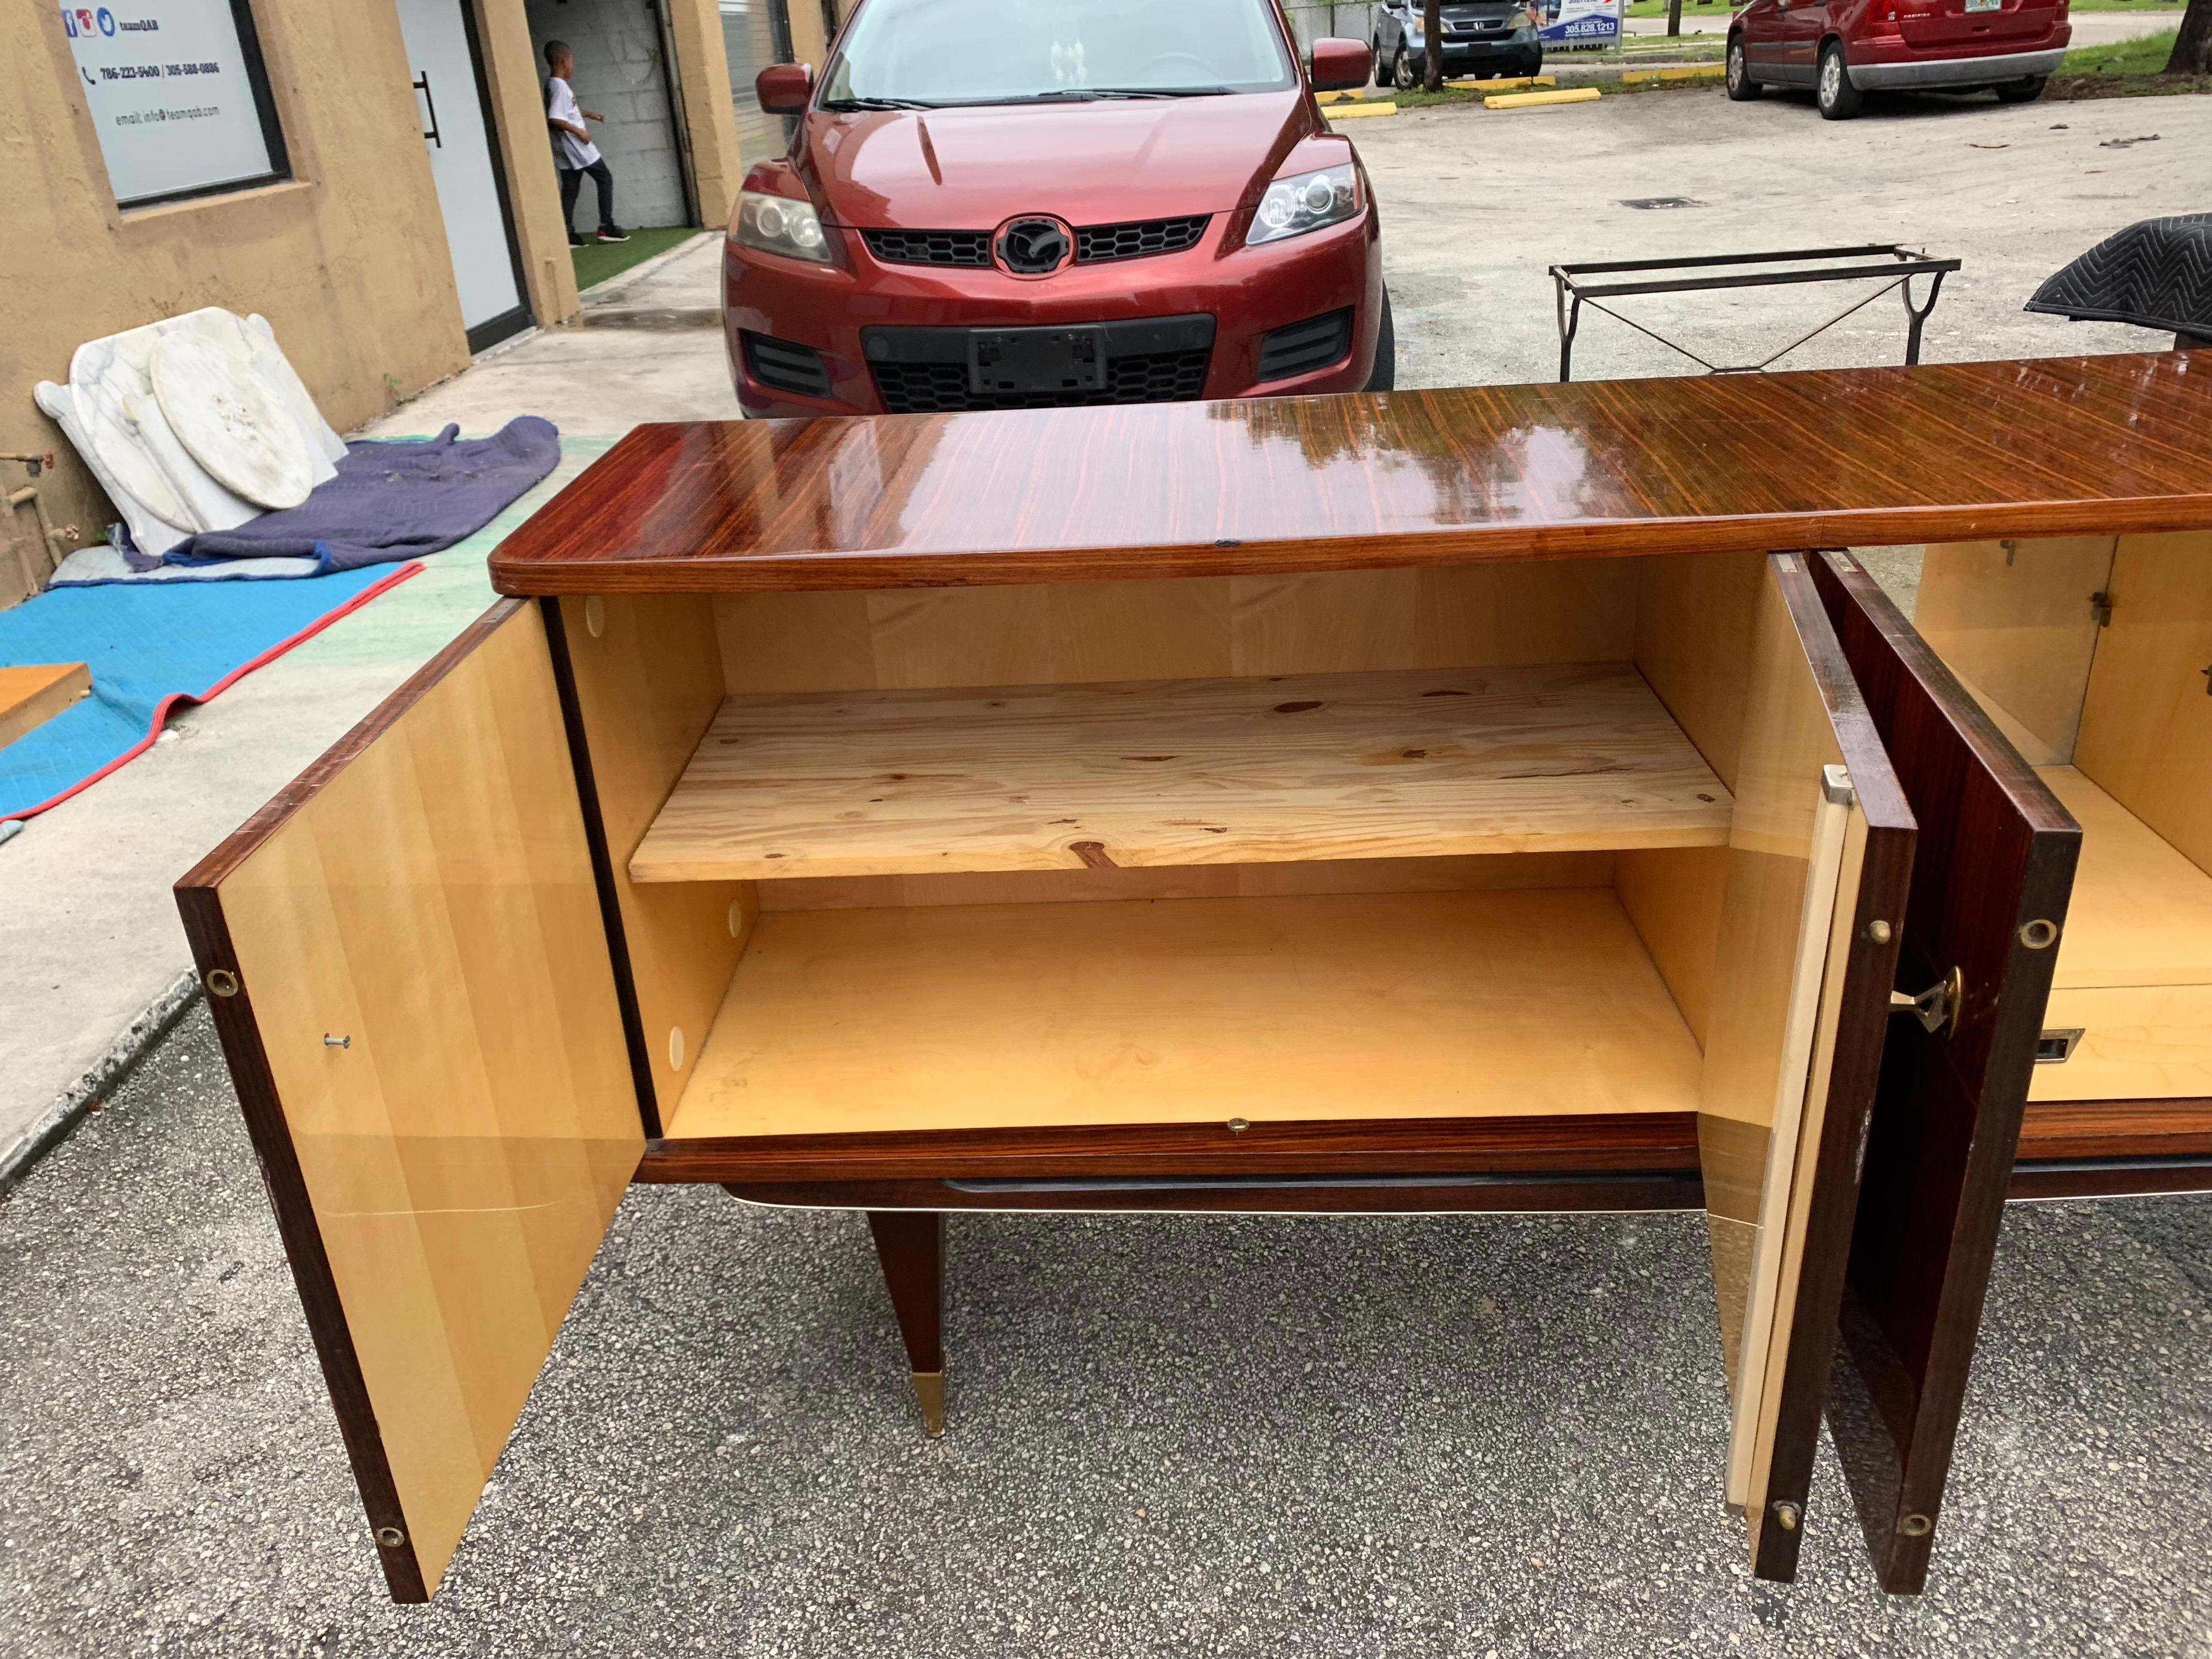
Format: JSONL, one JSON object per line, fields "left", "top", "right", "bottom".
{"left": 862, "top": 228, "right": 993, "bottom": 267}
{"left": 1074, "top": 215, "right": 1210, "bottom": 264}
{"left": 862, "top": 217, "right": 1210, "bottom": 269}
{"left": 872, "top": 348, "right": 1211, "bottom": 414}
{"left": 1255, "top": 309, "right": 1354, "bottom": 383}
{"left": 741, "top": 331, "right": 833, "bottom": 399}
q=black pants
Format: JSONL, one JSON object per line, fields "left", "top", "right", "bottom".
{"left": 560, "top": 160, "right": 615, "bottom": 233}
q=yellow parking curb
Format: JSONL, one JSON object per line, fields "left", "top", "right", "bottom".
{"left": 1621, "top": 64, "right": 1726, "bottom": 85}
{"left": 1448, "top": 74, "right": 1556, "bottom": 91}
{"left": 1485, "top": 86, "right": 1601, "bottom": 109}
{"left": 1323, "top": 100, "right": 1399, "bottom": 118}
{"left": 1313, "top": 90, "right": 1360, "bottom": 103}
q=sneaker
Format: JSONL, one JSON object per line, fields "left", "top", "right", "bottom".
{"left": 567, "top": 230, "right": 587, "bottom": 248}
{"left": 597, "top": 226, "right": 630, "bottom": 243}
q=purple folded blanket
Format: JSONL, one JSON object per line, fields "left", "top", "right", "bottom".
{"left": 162, "top": 417, "right": 561, "bottom": 574}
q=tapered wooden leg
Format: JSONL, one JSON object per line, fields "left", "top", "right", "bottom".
{"left": 865, "top": 1210, "right": 946, "bottom": 1437}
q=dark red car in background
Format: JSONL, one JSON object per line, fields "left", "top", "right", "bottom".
{"left": 722, "top": 0, "right": 1390, "bottom": 418}
{"left": 1727, "top": 0, "right": 2070, "bottom": 119}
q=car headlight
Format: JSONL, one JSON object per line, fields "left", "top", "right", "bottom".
{"left": 1245, "top": 164, "right": 1361, "bottom": 248}
{"left": 734, "top": 189, "right": 832, "bottom": 263}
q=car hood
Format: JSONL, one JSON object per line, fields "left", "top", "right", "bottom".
{"left": 800, "top": 92, "right": 1314, "bottom": 230}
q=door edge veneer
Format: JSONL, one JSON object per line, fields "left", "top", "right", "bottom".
{"left": 542, "top": 596, "right": 664, "bottom": 1136}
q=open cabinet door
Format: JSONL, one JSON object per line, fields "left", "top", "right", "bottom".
{"left": 1811, "top": 550, "right": 2081, "bottom": 1593}
{"left": 175, "top": 599, "right": 642, "bottom": 1601}
{"left": 1698, "top": 554, "right": 1916, "bottom": 1583}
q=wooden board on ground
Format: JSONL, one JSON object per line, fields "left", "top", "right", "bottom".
{"left": 664, "top": 887, "right": 1705, "bottom": 1139}
{"left": 631, "top": 662, "right": 1734, "bottom": 883}
{"left": 0, "top": 661, "right": 90, "bottom": 748}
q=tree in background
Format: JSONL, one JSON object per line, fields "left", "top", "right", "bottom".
{"left": 2169, "top": 0, "right": 2211, "bottom": 74}
{"left": 1425, "top": 0, "right": 1444, "bottom": 90}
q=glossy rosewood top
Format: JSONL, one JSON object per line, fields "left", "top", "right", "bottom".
{"left": 489, "top": 352, "right": 2212, "bottom": 594}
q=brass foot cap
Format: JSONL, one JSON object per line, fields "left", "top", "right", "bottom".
{"left": 912, "top": 1370, "right": 946, "bottom": 1438}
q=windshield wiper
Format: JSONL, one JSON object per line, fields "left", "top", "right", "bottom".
{"left": 820, "top": 95, "right": 940, "bottom": 111}
{"left": 1088, "top": 85, "right": 1235, "bottom": 97}
{"left": 968, "top": 86, "right": 1236, "bottom": 105}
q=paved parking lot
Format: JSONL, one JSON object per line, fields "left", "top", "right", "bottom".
{"left": 1358, "top": 84, "right": 2211, "bottom": 387}
{"left": 6, "top": 77, "right": 2212, "bottom": 1659}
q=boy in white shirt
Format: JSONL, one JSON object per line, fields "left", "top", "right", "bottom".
{"left": 544, "top": 41, "right": 628, "bottom": 246}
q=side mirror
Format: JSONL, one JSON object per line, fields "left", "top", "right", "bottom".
{"left": 1309, "top": 37, "right": 1373, "bottom": 93}
{"left": 756, "top": 62, "right": 813, "bottom": 113}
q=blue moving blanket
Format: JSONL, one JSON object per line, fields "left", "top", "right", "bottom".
{"left": 0, "top": 562, "right": 420, "bottom": 820}
{"left": 166, "top": 416, "right": 560, "bottom": 573}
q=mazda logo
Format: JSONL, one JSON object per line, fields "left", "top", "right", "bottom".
{"left": 996, "top": 216, "right": 1072, "bottom": 276}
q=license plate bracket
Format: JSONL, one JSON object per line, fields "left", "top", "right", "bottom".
{"left": 969, "top": 326, "right": 1108, "bottom": 395}
{"left": 1963, "top": 0, "right": 2001, "bottom": 13}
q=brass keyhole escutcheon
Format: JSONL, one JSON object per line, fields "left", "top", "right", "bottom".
{"left": 206, "top": 969, "right": 239, "bottom": 998}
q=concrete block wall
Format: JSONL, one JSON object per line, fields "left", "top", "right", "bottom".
{"left": 1285, "top": 2, "right": 1380, "bottom": 53}
{"left": 718, "top": 2, "right": 779, "bottom": 180}
{"left": 524, "top": 0, "right": 693, "bottom": 229}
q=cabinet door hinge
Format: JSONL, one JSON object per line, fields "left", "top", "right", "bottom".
{"left": 2089, "top": 590, "right": 2114, "bottom": 628}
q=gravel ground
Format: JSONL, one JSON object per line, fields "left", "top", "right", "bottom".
{"left": 3, "top": 1008, "right": 2210, "bottom": 1657}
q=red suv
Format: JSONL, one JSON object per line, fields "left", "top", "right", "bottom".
{"left": 1727, "top": 0, "right": 2070, "bottom": 119}
{"left": 722, "top": 0, "right": 1390, "bottom": 418}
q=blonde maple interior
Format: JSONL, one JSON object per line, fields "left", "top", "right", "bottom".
{"left": 1900, "top": 533, "right": 2212, "bottom": 1102}
{"left": 628, "top": 662, "right": 1734, "bottom": 885}
{"left": 565, "top": 554, "right": 1811, "bottom": 1140}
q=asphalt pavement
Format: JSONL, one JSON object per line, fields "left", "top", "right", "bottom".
{"left": 3, "top": 1008, "right": 2210, "bottom": 1656}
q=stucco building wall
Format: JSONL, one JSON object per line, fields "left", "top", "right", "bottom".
{"left": 1, "top": 0, "right": 754, "bottom": 611}
{"left": 0, "top": 4, "right": 473, "bottom": 606}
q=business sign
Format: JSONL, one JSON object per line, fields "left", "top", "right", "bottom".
{"left": 60, "top": 1, "right": 280, "bottom": 206}
{"left": 1537, "top": 0, "right": 1623, "bottom": 49}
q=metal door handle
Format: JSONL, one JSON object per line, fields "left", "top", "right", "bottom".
{"left": 1891, "top": 967, "right": 1963, "bottom": 1037}
{"left": 413, "top": 70, "right": 441, "bottom": 147}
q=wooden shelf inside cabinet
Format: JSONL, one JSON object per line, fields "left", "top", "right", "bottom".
{"left": 661, "top": 888, "right": 1707, "bottom": 1140}
{"left": 2031, "top": 765, "right": 2212, "bottom": 1104}
{"left": 629, "top": 662, "right": 1734, "bottom": 884}
{"left": 2038, "top": 765, "right": 2212, "bottom": 992}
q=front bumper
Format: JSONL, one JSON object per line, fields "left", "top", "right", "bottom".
{"left": 1417, "top": 36, "right": 1545, "bottom": 67}
{"left": 1848, "top": 44, "right": 2067, "bottom": 89}
{"left": 724, "top": 209, "right": 1381, "bottom": 418}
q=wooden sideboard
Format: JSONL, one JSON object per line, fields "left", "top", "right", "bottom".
{"left": 177, "top": 351, "right": 2212, "bottom": 1603}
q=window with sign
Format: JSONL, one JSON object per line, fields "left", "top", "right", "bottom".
{"left": 60, "top": 0, "right": 289, "bottom": 208}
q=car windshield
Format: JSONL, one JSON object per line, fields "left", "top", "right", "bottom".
{"left": 820, "top": 0, "right": 1297, "bottom": 107}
